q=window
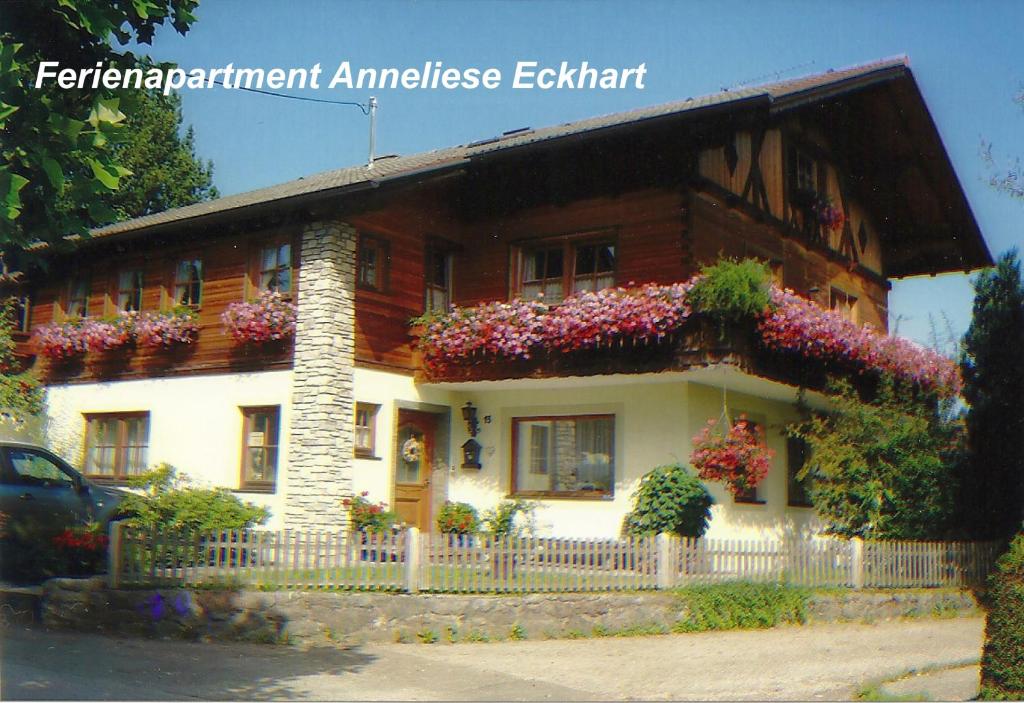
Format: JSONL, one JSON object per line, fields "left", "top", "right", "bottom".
{"left": 830, "top": 287, "right": 858, "bottom": 323}
{"left": 258, "top": 242, "right": 292, "bottom": 295}
{"left": 117, "top": 269, "right": 143, "bottom": 312}
{"left": 734, "top": 416, "right": 767, "bottom": 504}
{"left": 788, "top": 145, "right": 818, "bottom": 195}
{"left": 354, "top": 402, "right": 379, "bottom": 458}
{"left": 512, "top": 415, "right": 614, "bottom": 497}
{"left": 66, "top": 277, "right": 89, "bottom": 318}
{"left": 572, "top": 242, "right": 616, "bottom": 293}
{"left": 787, "top": 436, "right": 813, "bottom": 507}
{"left": 425, "top": 248, "right": 452, "bottom": 313}
{"left": 521, "top": 245, "right": 565, "bottom": 302}
{"left": 172, "top": 258, "right": 203, "bottom": 307}
{"left": 83, "top": 413, "right": 149, "bottom": 480}
{"left": 5, "top": 447, "right": 76, "bottom": 488}
{"left": 516, "top": 237, "right": 616, "bottom": 303}
{"left": 240, "top": 406, "right": 280, "bottom": 490}
{"left": 357, "top": 234, "right": 388, "bottom": 290}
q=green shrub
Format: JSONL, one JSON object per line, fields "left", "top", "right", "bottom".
{"left": 624, "top": 464, "right": 713, "bottom": 538}
{"left": 688, "top": 257, "right": 773, "bottom": 325}
{"left": 788, "top": 377, "right": 962, "bottom": 540}
{"left": 119, "top": 464, "right": 269, "bottom": 532}
{"left": 673, "top": 582, "right": 811, "bottom": 632}
{"left": 980, "top": 533, "right": 1024, "bottom": 699}
{"left": 436, "top": 501, "right": 480, "bottom": 535}
{"left": 482, "top": 499, "right": 536, "bottom": 537}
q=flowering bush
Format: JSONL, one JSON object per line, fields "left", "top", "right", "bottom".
{"left": 34, "top": 317, "right": 89, "bottom": 360}
{"left": 51, "top": 525, "right": 109, "bottom": 576}
{"left": 222, "top": 291, "right": 297, "bottom": 344}
{"left": 343, "top": 492, "right": 398, "bottom": 534}
{"left": 436, "top": 501, "right": 480, "bottom": 535}
{"left": 80, "top": 312, "right": 137, "bottom": 353}
{"left": 690, "top": 416, "right": 775, "bottom": 497}
{"left": 418, "top": 274, "right": 961, "bottom": 398}
{"left": 758, "top": 288, "right": 961, "bottom": 397}
{"left": 135, "top": 307, "right": 200, "bottom": 348}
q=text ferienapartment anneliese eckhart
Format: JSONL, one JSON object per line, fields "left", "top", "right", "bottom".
{"left": 34, "top": 60, "right": 649, "bottom": 95}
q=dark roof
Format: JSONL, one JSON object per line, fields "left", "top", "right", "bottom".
{"left": 69, "top": 56, "right": 989, "bottom": 276}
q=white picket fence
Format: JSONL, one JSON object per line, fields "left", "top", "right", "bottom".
{"left": 107, "top": 523, "right": 1001, "bottom": 593}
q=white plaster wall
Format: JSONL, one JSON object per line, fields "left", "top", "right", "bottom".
{"left": 351, "top": 367, "right": 453, "bottom": 511}
{"left": 44, "top": 364, "right": 823, "bottom": 539}
{"left": 440, "top": 375, "right": 822, "bottom": 540}
{"left": 685, "top": 382, "right": 821, "bottom": 540}
{"left": 44, "top": 371, "right": 293, "bottom": 527}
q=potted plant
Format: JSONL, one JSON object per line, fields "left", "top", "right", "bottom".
{"left": 690, "top": 415, "right": 774, "bottom": 498}
{"left": 436, "top": 501, "right": 480, "bottom": 547}
{"left": 342, "top": 492, "right": 399, "bottom": 561}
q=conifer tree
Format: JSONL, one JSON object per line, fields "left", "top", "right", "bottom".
{"left": 960, "top": 249, "right": 1024, "bottom": 539}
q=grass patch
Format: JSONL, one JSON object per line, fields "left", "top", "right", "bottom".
{"left": 416, "top": 628, "right": 439, "bottom": 644}
{"left": 672, "top": 581, "right": 811, "bottom": 633}
{"left": 855, "top": 681, "right": 929, "bottom": 702}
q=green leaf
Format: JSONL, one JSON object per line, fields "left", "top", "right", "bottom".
{"left": 0, "top": 102, "right": 18, "bottom": 125}
{"left": 95, "top": 97, "right": 126, "bottom": 125}
{"left": 87, "top": 201, "right": 117, "bottom": 223}
{"left": 0, "top": 172, "right": 28, "bottom": 220}
{"left": 88, "top": 158, "right": 120, "bottom": 189}
{"left": 41, "top": 157, "right": 64, "bottom": 190}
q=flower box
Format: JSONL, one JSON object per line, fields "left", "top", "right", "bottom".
{"left": 80, "top": 312, "right": 137, "bottom": 353}
{"left": 136, "top": 308, "right": 200, "bottom": 348}
{"left": 415, "top": 278, "right": 960, "bottom": 398}
{"left": 222, "top": 291, "right": 297, "bottom": 345}
{"left": 34, "top": 318, "right": 89, "bottom": 360}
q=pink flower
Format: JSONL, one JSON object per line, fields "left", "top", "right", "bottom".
{"left": 222, "top": 291, "right": 297, "bottom": 344}
{"left": 415, "top": 277, "right": 960, "bottom": 398}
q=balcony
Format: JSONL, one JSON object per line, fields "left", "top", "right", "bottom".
{"left": 411, "top": 280, "right": 960, "bottom": 399}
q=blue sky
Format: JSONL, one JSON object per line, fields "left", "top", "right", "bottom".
{"left": 146, "top": 0, "right": 1024, "bottom": 348}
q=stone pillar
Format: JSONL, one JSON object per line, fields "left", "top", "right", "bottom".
{"left": 284, "top": 220, "right": 357, "bottom": 530}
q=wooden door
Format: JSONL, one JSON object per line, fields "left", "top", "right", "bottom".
{"left": 393, "top": 410, "right": 434, "bottom": 532}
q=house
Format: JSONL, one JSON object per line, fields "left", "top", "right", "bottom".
{"left": 8, "top": 57, "right": 991, "bottom": 539}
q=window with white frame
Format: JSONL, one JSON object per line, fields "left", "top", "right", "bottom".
{"left": 354, "top": 402, "right": 379, "bottom": 458}
{"left": 516, "top": 237, "right": 616, "bottom": 303}
{"left": 512, "top": 414, "right": 614, "bottom": 497}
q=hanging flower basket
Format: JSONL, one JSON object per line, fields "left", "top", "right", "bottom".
{"left": 690, "top": 415, "right": 774, "bottom": 497}
{"left": 812, "top": 197, "right": 846, "bottom": 233}
{"left": 34, "top": 318, "right": 89, "bottom": 360}
{"left": 222, "top": 291, "right": 297, "bottom": 344}
{"left": 136, "top": 307, "right": 200, "bottom": 348}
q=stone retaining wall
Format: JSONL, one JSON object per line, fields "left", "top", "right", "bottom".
{"left": 40, "top": 578, "right": 980, "bottom": 645}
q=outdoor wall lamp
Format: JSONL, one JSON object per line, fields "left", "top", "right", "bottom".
{"left": 461, "top": 438, "right": 482, "bottom": 469}
{"left": 461, "top": 401, "right": 480, "bottom": 437}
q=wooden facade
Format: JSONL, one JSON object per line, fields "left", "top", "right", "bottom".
{"left": 16, "top": 64, "right": 989, "bottom": 384}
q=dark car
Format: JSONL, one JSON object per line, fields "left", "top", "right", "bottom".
{"left": 0, "top": 441, "right": 127, "bottom": 533}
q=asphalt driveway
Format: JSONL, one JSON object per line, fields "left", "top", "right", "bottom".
{"left": 0, "top": 617, "right": 984, "bottom": 701}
